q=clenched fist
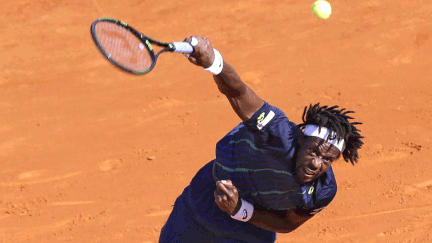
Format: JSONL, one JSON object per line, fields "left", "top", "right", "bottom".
{"left": 214, "top": 180, "right": 242, "bottom": 216}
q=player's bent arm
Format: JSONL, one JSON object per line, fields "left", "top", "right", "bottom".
{"left": 215, "top": 180, "right": 312, "bottom": 233}
{"left": 213, "top": 61, "right": 264, "bottom": 122}
{"left": 248, "top": 206, "right": 313, "bottom": 233}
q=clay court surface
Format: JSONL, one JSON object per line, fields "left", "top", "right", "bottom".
{"left": 1, "top": 0, "right": 432, "bottom": 242}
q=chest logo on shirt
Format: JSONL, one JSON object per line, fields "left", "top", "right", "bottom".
{"left": 308, "top": 186, "right": 315, "bottom": 194}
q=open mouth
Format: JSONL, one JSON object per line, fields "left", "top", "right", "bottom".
{"left": 302, "top": 166, "right": 316, "bottom": 176}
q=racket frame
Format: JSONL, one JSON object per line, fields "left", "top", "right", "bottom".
{"left": 90, "top": 17, "right": 177, "bottom": 75}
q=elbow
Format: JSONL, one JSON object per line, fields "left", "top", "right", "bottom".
{"left": 275, "top": 228, "right": 295, "bottom": 234}
{"left": 274, "top": 223, "right": 302, "bottom": 234}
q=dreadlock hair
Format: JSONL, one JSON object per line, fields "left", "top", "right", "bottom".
{"left": 297, "top": 103, "right": 364, "bottom": 165}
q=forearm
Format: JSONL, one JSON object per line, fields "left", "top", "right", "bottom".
{"left": 214, "top": 181, "right": 311, "bottom": 233}
{"left": 183, "top": 36, "right": 264, "bottom": 121}
{"left": 213, "top": 61, "right": 264, "bottom": 121}
{"left": 213, "top": 61, "right": 246, "bottom": 98}
{"left": 248, "top": 208, "right": 296, "bottom": 233}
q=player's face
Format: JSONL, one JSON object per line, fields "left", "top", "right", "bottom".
{"left": 295, "top": 136, "right": 341, "bottom": 183}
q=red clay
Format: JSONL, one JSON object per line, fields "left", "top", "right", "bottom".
{"left": 1, "top": 0, "right": 431, "bottom": 242}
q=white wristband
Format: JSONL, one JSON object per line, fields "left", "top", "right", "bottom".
{"left": 204, "top": 49, "right": 224, "bottom": 75}
{"left": 231, "top": 199, "right": 254, "bottom": 222}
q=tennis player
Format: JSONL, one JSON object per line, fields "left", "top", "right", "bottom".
{"left": 158, "top": 36, "right": 364, "bottom": 243}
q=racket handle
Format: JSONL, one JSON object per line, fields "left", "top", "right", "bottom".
{"left": 172, "top": 42, "right": 194, "bottom": 54}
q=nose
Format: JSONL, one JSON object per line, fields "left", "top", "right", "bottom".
{"left": 309, "top": 157, "right": 322, "bottom": 170}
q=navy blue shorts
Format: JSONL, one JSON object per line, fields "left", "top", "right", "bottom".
{"left": 159, "top": 161, "right": 277, "bottom": 243}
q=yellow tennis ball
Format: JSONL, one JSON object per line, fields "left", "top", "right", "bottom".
{"left": 312, "top": 0, "right": 332, "bottom": 19}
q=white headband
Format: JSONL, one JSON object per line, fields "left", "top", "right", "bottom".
{"left": 303, "top": 124, "right": 345, "bottom": 151}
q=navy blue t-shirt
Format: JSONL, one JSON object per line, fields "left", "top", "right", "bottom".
{"left": 214, "top": 102, "right": 337, "bottom": 215}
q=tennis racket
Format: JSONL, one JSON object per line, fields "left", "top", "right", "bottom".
{"left": 90, "top": 18, "right": 194, "bottom": 75}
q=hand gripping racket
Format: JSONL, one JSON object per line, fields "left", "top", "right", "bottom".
{"left": 90, "top": 18, "right": 194, "bottom": 75}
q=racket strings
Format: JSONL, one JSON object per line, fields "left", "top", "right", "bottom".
{"left": 94, "top": 22, "right": 152, "bottom": 72}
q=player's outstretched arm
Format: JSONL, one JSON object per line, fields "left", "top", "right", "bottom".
{"left": 184, "top": 36, "right": 264, "bottom": 122}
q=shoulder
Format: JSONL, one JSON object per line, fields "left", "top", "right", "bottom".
{"left": 315, "top": 166, "right": 338, "bottom": 204}
{"left": 311, "top": 167, "right": 338, "bottom": 214}
{"left": 243, "top": 102, "right": 300, "bottom": 134}
{"left": 294, "top": 167, "right": 338, "bottom": 216}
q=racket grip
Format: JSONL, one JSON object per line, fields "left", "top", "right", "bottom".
{"left": 172, "top": 42, "right": 194, "bottom": 54}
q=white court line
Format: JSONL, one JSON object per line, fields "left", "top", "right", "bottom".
{"left": 49, "top": 201, "right": 96, "bottom": 206}
{"left": 0, "top": 172, "right": 83, "bottom": 187}
{"left": 334, "top": 205, "right": 432, "bottom": 221}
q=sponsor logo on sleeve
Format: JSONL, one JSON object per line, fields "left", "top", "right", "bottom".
{"left": 257, "top": 112, "right": 265, "bottom": 124}
{"left": 257, "top": 111, "right": 275, "bottom": 130}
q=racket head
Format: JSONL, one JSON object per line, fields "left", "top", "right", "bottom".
{"left": 90, "top": 18, "right": 160, "bottom": 75}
